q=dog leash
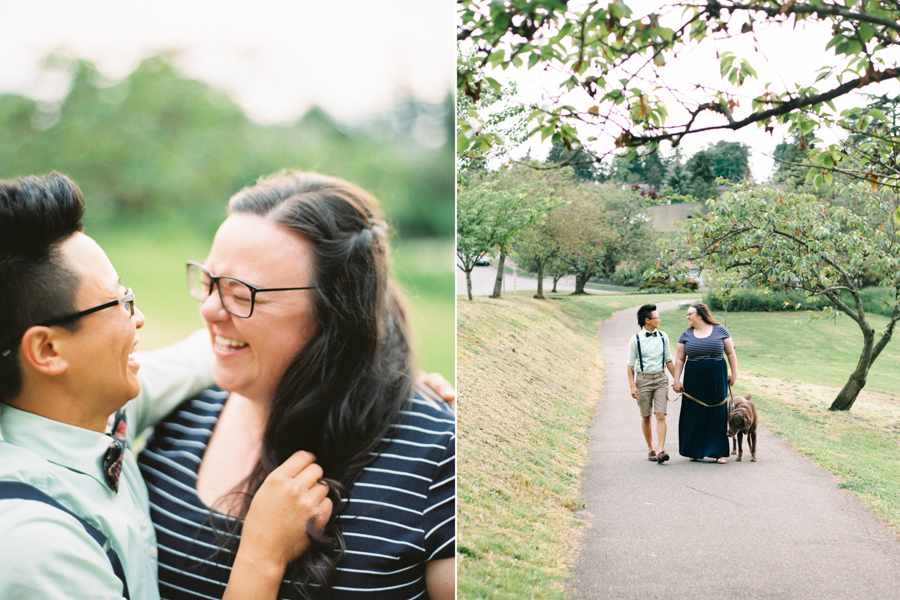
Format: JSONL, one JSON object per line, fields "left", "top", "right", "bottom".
{"left": 672, "top": 383, "right": 734, "bottom": 408}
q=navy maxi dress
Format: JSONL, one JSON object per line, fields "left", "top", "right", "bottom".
{"left": 678, "top": 324, "right": 731, "bottom": 459}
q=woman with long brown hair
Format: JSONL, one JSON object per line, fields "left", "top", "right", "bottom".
{"left": 672, "top": 302, "right": 738, "bottom": 463}
{"left": 138, "top": 171, "right": 455, "bottom": 599}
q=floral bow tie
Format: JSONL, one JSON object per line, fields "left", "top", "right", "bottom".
{"left": 103, "top": 409, "right": 128, "bottom": 493}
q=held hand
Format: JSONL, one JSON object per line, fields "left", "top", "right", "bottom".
{"left": 630, "top": 386, "right": 639, "bottom": 400}
{"left": 240, "top": 451, "right": 333, "bottom": 569}
{"left": 418, "top": 371, "right": 456, "bottom": 404}
{"left": 673, "top": 381, "right": 683, "bottom": 394}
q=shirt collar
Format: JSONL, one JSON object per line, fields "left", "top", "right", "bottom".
{"left": 0, "top": 404, "right": 114, "bottom": 488}
{"left": 641, "top": 327, "right": 659, "bottom": 335}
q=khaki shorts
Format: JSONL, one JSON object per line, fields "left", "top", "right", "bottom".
{"left": 636, "top": 370, "right": 669, "bottom": 417}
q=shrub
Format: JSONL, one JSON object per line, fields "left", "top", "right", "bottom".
{"left": 704, "top": 287, "right": 895, "bottom": 317}
{"left": 640, "top": 277, "right": 699, "bottom": 293}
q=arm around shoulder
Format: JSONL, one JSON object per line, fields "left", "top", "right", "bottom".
{"left": 129, "top": 329, "right": 216, "bottom": 433}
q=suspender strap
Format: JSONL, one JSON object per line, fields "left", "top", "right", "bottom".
{"left": 635, "top": 334, "right": 644, "bottom": 371}
{"left": 0, "top": 481, "right": 131, "bottom": 599}
{"left": 636, "top": 332, "right": 668, "bottom": 373}
{"left": 659, "top": 331, "right": 667, "bottom": 371}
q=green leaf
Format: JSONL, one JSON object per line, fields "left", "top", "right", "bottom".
{"left": 859, "top": 23, "right": 874, "bottom": 43}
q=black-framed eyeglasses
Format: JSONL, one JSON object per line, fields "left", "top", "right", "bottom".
{"left": 0, "top": 289, "right": 135, "bottom": 358}
{"left": 186, "top": 262, "right": 314, "bottom": 319}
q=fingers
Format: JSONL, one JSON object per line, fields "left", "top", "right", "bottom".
{"left": 275, "top": 450, "right": 317, "bottom": 478}
{"left": 311, "top": 497, "right": 334, "bottom": 531}
{"left": 420, "top": 372, "right": 456, "bottom": 404}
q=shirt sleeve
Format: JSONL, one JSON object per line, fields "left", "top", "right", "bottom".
{"left": 0, "top": 502, "right": 127, "bottom": 600}
{"left": 678, "top": 330, "right": 689, "bottom": 344}
{"left": 127, "top": 329, "right": 216, "bottom": 437}
{"left": 626, "top": 334, "right": 637, "bottom": 368}
{"left": 719, "top": 325, "right": 731, "bottom": 340}
{"left": 424, "top": 419, "right": 455, "bottom": 562}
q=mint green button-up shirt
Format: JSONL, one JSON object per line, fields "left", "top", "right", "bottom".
{"left": 0, "top": 331, "right": 213, "bottom": 600}
{"left": 627, "top": 328, "right": 674, "bottom": 373}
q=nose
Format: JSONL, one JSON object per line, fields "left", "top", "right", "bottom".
{"left": 199, "top": 288, "right": 229, "bottom": 323}
{"left": 133, "top": 306, "right": 146, "bottom": 329}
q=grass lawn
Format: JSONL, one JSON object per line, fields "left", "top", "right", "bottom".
{"left": 456, "top": 293, "right": 698, "bottom": 600}
{"left": 92, "top": 220, "right": 454, "bottom": 377}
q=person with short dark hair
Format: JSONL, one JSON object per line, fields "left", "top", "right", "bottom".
{"left": 0, "top": 172, "right": 332, "bottom": 600}
{"left": 672, "top": 302, "right": 739, "bottom": 463}
{"left": 626, "top": 304, "right": 675, "bottom": 463}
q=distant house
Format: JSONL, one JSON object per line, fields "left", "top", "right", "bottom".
{"left": 646, "top": 201, "right": 710, "bottom": 286}
{"left": 647, "top": 201, "right": 709, "bottom": 232}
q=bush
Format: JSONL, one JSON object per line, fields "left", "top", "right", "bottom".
{"left": 640, "top": 277, "right": 699, "bottom": 293}
{"left": 704, "top": 287, "right": 895, "bottom": 317}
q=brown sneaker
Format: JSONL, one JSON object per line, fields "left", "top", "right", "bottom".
{"left": 648, "top": 451, "right": 657, "bottom": 461}
{"left": 656, "top": 451, "right": 669, "bottom": 464}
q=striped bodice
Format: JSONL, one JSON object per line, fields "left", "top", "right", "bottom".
{"left": 137, "top": 388, "right": 456, "bottom": 600}
{"left": 678, "top": 324, "right": 731, "bottom": 360}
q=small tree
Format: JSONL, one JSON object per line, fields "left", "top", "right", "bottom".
{"left": 457, "top": 165, "right": 564, "bottom": 299}
{"left": 666, "top": 183, "right": 900, "bottom": 411}
{"left": 457, "top": 180, "right": 509, "bottom": 301}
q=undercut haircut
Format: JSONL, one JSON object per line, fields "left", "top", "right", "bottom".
{"left": 637, "top": 303, "right": 657, "bottom": 328}
{"left": 0, "top": 172, "right": 85, "bottom": 403}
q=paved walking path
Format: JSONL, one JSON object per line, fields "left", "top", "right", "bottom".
{"left": 572, "top": 300, "right": 900, "bottom": 599}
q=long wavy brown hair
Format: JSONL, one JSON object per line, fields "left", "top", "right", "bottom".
{"left": 214, "top": 171, "right": 415, "bottom": 598}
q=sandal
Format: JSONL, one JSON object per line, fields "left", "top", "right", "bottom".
{"left": 648, "top": 451, "right": 657, "bottom": 461}
{"left": 656, "top": 451, "right": 669, "bottom": 464}
{"left": 716, "top": 457, "right": 727, "bottom": 464}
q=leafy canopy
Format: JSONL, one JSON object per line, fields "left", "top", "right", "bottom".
{"left": 458, "top": 0, "right": 900, "bottom": 190}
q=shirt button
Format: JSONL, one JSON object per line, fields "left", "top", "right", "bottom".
{"left": 149, "top": 546, "right": 158, "bottom": 559}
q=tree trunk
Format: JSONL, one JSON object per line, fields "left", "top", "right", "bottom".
{"left": 829, "top": 327, "right": 875, "bottom": 411}
{"left": 534, "top": 261, "right": 545, "bottom": 299}
{"left": 465, "top": 269, "right": 473, "bottom": 301}
{"left": 490, "top": 252, "right": 506, "bottom": 298}
{"left": 552, "top": 275, "right": 562, "bottom": 293}
{"left": 573, "top": 271, "right": 588, "bottom": 294}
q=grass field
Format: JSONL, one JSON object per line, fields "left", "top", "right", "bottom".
{"left": 657, "top": 308, "right": 900, "bottom": 396}
{"left": 457, "top": 292, "right": 698, "bottom": 600}
{"left": 92, "top": 220, "right": 455, "bottom": 377}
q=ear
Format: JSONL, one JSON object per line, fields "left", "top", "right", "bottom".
{"left": 19, "top": 327, "right": 70, "bottom": 376}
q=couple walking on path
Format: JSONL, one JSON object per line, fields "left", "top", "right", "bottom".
{"left": 627, "top": 302, "right": 737, "bottom": 464}
{"left": 572, "top": 299, "right": 900, "bottom": 599}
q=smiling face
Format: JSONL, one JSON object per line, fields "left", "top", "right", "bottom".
{"left": 686, "top": 306, "right": 704, "bottom": 329}
{"left": 59, "top": 233, "right": 145, "bottom": 413}
{"left": 200, "top": 214, "right": 317, "bottom": 403}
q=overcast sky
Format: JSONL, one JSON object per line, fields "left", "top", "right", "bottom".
{"left": 470, "top": 2, "right": 899, "bottom": 180}
{"left": 0, "top": 0, "right": 455, "bottom": 125}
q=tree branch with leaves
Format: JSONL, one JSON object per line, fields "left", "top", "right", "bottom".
{"left": 657, "top": 182, "right": 900, "bottom": 410}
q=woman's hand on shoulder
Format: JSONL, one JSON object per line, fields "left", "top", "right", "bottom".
{"left": 240, "top": 451, "right": 333, "bottom": 569}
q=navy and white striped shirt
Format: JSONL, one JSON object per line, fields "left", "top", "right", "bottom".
{"left": 678, "top": 324, "right": 731, "bottom": 359}
{"left": 137, "top": 388, "right": 456, "bottom": 600}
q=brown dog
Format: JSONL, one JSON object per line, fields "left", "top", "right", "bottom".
{"left": 727, "top": 393, "right": 758, "bottom": 462}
